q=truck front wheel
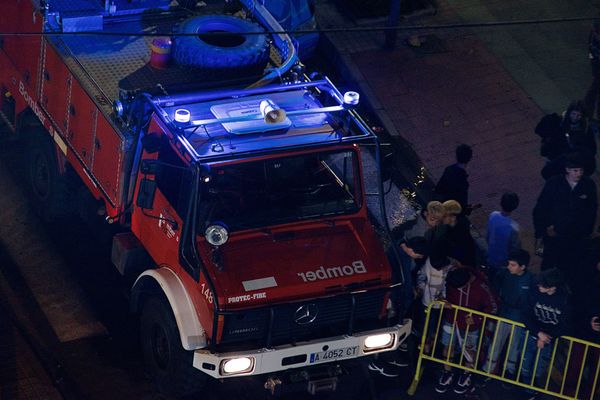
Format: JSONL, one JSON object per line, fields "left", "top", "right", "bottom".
{"left": 140, "top": 296, "right": 208, "bottom": 397}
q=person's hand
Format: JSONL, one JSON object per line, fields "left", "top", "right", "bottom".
{"left": 413, "top": 287, "right": 423, "bottom": 299}
{"left": 405, "top": 247, "right": 423, "bottom": 259}
{"left": 465, "top": 314, "right": 475, "bottom": 326}
{"left": 591, "top": 316, "right": 600, "bottom": 332}
{"left": 538, "top": 331, "right": 552, "bottom": 344}
{"left": 537, "top": 338, "right": 546, "bottom": 349}
{"left": 535, "top": 238, "right": 544, "bottom": 257}
{"left": 546, "top": 225, "right": 557, "bottom": 237}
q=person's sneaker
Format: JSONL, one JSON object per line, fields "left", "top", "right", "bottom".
{"left": 368, "top": 361, "right": 400, "bottom": 378}
{"left": 435, "top": 370, "right": 454, "bottom": 393}
{"left": 380, "top": 363, "right": 401, "bottom": 378}
{"left": 388, "top": 357, "right": 409, "bottom": 368}
{"left": 454, "top": 371, "right": 475, "bottom": 394}
{"left": 368, "top": 361, "right": 383, "bottom": 373}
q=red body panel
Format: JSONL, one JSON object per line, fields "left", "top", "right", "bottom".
{"left": 67, "top": 80, "right": 97, "bottom": 168}
{"left": 0, "top": 1, "right": 42, "bottom": 98}
{"left": 199, "top": 217, "right": 392, "bottom": 310}
{"left": 91, "top": 113, "right": 124, "bottom": 208}
{"left": 40, "top": 43, "right": 71, "bottom": 133}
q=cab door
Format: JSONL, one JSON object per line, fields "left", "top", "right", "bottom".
{"left": 131, "top": 119, "right": 192, "bottom": 267}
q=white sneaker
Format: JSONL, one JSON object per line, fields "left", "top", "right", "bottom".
{"left": 454, "top": 371, "right": 475, "bottom": 394}
{"left": 435, "top": 370, "right": 454, "bottom": 393}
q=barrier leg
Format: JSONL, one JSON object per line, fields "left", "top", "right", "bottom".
{"left": 407, "top": 361, "right": 425, "bottom": 396}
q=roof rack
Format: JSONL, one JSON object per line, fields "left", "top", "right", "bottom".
{"left": 149, "top": 76, "right": 377, "bottom": 163}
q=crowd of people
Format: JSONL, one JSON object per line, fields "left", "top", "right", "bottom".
{"left": 368, "top": 134, "right": 600, "bottom": 398}
{"left": 365, "top": 21, "right": 600, "bottom": 398}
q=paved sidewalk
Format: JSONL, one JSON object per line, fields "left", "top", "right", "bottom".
{"left": 0, "top": 270, "right": 63, "bottom": 400}
{"left": 317, "top": 0, "right": 599, "bottom": 265}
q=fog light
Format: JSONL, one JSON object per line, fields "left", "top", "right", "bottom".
{"left": 221, "top": 357, "right": 255, "bottom": 375}
{"left": 363, "top": 333, "right": 395, "bottom": 352}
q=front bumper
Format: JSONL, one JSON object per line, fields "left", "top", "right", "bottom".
{"left": 193, "top": 320, "right": 411, "bottom": 378}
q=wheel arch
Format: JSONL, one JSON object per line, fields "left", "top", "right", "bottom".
{"left": 131, "top": 268, "right": 207, "bottom": 350}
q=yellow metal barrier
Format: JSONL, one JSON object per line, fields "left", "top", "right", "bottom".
{"left": 407, "top": 301, "right": 600, "bottom": 399}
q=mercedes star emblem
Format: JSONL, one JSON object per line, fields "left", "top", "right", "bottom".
{"left": 294, "top": 304, "right": 318, "bottom": 325}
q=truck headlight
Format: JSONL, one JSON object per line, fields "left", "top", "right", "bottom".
{"left": 220, "top": 357, "right": 255, "bottom": 375}
{"left": 363, "top": 333, "right": 395, "bottom": 352}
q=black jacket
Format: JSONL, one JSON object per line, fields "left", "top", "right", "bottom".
{"left": 533, "top": 175, "right": 597, "bottom": 239}
{"left": 435, "top": 164, "right": 469, "bottom": 210}
{"left": 522, "top": 287, "right": 570, "bottom": 339}
{"left": 535, "top": 113, "right": 596, "bottom": 163}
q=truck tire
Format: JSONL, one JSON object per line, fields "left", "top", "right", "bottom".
{"left": 140, "top": 296, "right": 208, "bottom": 397}
{"left": 26, "top": 132, "right": 75, "bottom": 222}
{"left": 172, "top": 15, "right": 269, "bottom": 75}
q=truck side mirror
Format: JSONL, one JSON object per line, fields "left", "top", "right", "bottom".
{"left": 141, "top": 133, "right": 162, "bottom": 154}
{"left": 136, "top": 178, "right": 157, "bottom": 209}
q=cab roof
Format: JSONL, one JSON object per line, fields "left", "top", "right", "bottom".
{"left": 150, "top": 78, "right": 376, "bottom": 163}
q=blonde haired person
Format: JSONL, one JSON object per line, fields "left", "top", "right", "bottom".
{"left": 396, "top": 200, "right": 445, "bottom": 302}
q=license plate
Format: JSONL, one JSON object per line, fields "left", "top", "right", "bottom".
{"left": 309, "top": 346, "right": 359, "bottom": 364}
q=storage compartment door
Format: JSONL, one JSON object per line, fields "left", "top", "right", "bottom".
{"left": 92, "top": 115, "right": 124, "bottom": 208}
{"left": 41, "top": 42, "right": 71, "bottom": 134}
{"left": 67, "top": 80, "right": 96, "bottom": 168}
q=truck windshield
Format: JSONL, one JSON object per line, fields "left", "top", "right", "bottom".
{"left": 199, "top": 150, "right": 362, "bottom": 232}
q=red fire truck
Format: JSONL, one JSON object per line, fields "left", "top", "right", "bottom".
{"left": 0, "top": 0, "right": 410, "bottom": 396}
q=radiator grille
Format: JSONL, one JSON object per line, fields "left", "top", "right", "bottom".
{"left": 220, "top": 289, "right": 387, "bottom": 347}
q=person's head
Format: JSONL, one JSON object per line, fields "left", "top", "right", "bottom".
{"left": 442, "top": 200, "right": 462, "bottom": 226}
{"left": 456, "top": 144, "right": 473, "bottom": 165}
{"left": 406, "top": 236, "right": 429, "bottom": 258}
{"left": 429, "top": 252, "right": 450, "bottom": 271}
{"left": 537, "top": 268, "right": 564, "bottom": 295}
{"left": 564, "top": 153, "right": 584, "bottom": 183}
{"left": 425, "top": 201, "right": 445, "bottom": 227}
{"left": 565, "top": 100, "right": 586, "bottom": 125}
{"left": 446, "top": 267, "right": 472, "bottom": 289}
{"left": 500, "top": 191, "right": 519, "bottom": 214}
{"left": 507, "top": 249, "right": 529, "bottom": 275}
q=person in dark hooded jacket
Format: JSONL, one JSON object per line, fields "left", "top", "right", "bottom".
{"left": 535, "top": 101, "right": 597, "bottom": 177}
{"left": 533, "top": 154, "right": 597, "bottom": 274}
{"left": 435, "top": 144, "right": 473, "bottom": 214}
{"left": 519, "top": 269, "right": 570, "bottom": 398}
